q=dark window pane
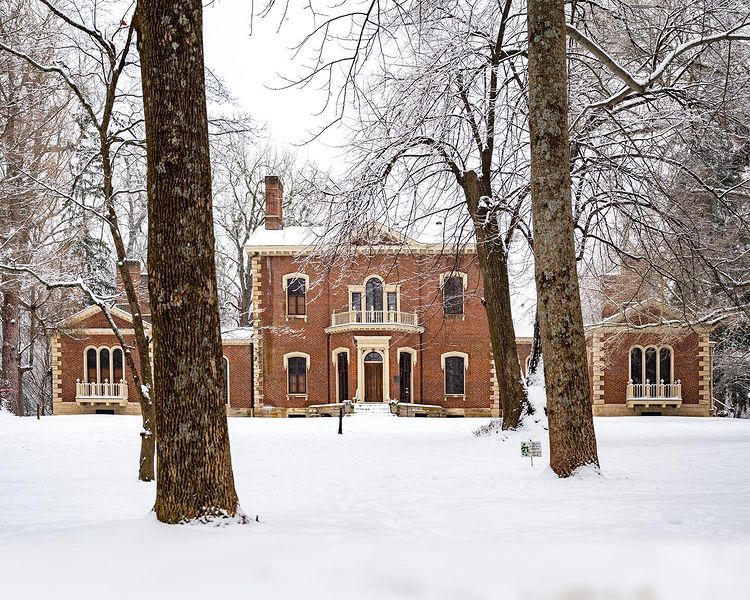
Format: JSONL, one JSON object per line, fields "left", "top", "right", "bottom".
{"left": 645, "top": 347, "right": 657, "bottom": 383}
{"left": 223, "top": 357, "right": 230, "bottom": 404}
{"left": 288, "top": 357, "right": 307, "bottom": 394}
{"left": 445, "top": 356, "right": 465, "bottom": 394}
{"left": 443, "top": 276, "right": 464, "bottom": 315}
{"left": 86, "top": 349, "right": 97, "bottom": 383}
{"left": 113, "top": 348, "right": 124, "bottom": 383}
{"left": 364, "top": 351, "right": 382, "bottom": 362}
{"left": 100, "top": 348, "right": 110, "bottom": 383}
{"left": 366, "top": 278, "right": 383, "bottom": 312}
{"left": 399, "top": 352, "right": 412, "bottom": 403}
{"left": 287, "top": 278, "right": 306, "bottom": 315}
{"left": 387, "top": 292, "right": 397, "bottom": 312}
{"left": 351, "top": 292, "right": 362, "bottom": 313}
{"left": 659, "top": 347, "right": 672, "bottom": 384}
{"left": 337, "top": 353, "right": 349, "bottom": 402}
{"left": 630, "top": 348, "right": 642, "bottom": 384}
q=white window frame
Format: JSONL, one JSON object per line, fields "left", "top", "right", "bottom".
{"left": 223, "top": 355, "right": 230, "bottom": 406}
{"left": 629, "top": 344, "right": 674, "bottom": 384}
{"left": 282, "top": 272, "right": 310, "bottom": 321}
{"left": 83, "top": 345, "right": 125, "bottom": 384}
{"left": 332, "top": 347, "right": 350, "bottom": 403}
{"left": 397, "top": 347, "right": 417, "bottom": 402}
{"left": 439, "top": 271, "right": 468, "bottom": 318}
{"left": 349, "top": 275, "right": 400, "bottom": 314}
{"left": 441, "top": 351, "right": 469, "bottom": 396}
{"left": 283, "top": 351, "right": 311, "bottom": 396}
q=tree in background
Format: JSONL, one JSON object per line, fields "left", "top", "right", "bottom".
{"left": 136, "top": 0, "right": 243, "bottom": 523}
{"left": 527, "top": 0, "right": 599, "bottom": 475}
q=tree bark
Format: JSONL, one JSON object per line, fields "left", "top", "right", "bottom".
{"left": 136, "top": 0, "right": 242, "bottom": 522}
{"left": 463, "top": 171, "right": 527, "bottom": 429}
{"left": 527, "top": 0, "right": 599, "bottom": 475}
{"left": 1, "top": 288, "right": 22, "bottom": 415}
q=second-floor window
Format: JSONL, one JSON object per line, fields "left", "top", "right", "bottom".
{"left": 443, "top": 276, "right": 464, "bottom": 315}
{"left": 366, "top": 277, "right": 384, "bottom": 313}
{"left": 85, "top": 346, "right": 124, "bottom": 384}
{"left": 287, "top": 277, "right": 306, "bottom": 316}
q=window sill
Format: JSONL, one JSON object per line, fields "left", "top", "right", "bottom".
{"left": 444, "top": 394, "right": 466, "bottom": 399}
{"left": 287, "top": 394, "right": 308, "bottom": 399}
{"left": 285, "top": 314, "right": 308, "bottom": 322}
{"left": 443, "top": 314, "right": 466, "bottom": 321}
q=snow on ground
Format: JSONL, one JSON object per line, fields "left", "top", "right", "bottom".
{"left": 0, "top": 413, "right": 748, "bottom": 599}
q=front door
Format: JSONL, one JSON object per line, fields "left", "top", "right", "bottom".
{"left": 364, "top": 363, "right": 383, "bottom": 402}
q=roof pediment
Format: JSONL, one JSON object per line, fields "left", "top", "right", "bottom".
{"left": 57, "top": 305, "right": 151, "bottom": 332}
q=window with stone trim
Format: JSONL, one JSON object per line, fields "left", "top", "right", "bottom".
{"left": 629, "top": 345, "right": 673, "bottom": 384}
{"left": 288, "top": 356, "right": 307, "bottom": 394}
{"left": 286, "top": 277, "right": 306, "bottom": 316}
{"left": 84, "top": 346, "right": 125, "bottom": 384}
{"left": 444, "top": 356, "right": 465, "bottom": 395}
{"left": 442, "top": 276, "right": 464, "bottom": 315}
{"left": 223, "top": 356, "right": 230, "bottom": 405}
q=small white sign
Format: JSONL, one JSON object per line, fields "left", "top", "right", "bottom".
{"left": 521, "top": 440, "right": 542, "bottom": 466}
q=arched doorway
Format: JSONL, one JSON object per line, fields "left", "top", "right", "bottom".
{"left": 364, "top": 350, "right": 384, "bottom": 402}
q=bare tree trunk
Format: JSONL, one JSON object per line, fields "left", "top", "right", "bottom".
{"left": 1, "top": 288, "right": 22, "bottom": 415}
{"left": 463, "top": 171, "right": 527, "bottom": 429}
{"left": 527, "top": 0, "right": 599, "bottom": 476}
{"left": 136, "top": 0, "right": 243, "bottom": 523}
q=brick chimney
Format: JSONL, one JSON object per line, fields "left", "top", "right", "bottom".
{"left": 600, "top": 264, "right": 646, "bottom": 318}
{"left": 115, "top": 259, "right": 150, "bottom": 316}
{"left": 264, "top": 175, "right": 284, "bottom": 230}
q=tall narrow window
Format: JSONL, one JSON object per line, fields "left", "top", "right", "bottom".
{"left": 365, "top": 277, "right": 384, "bottom": 313}
{"left": 113, "top": 348, "right": 124, "bottom": 383}
{"left": 443, "top": 276, "right": 464, "bottom": 315}
{"left": 337, "top": 352, "right": 349, "bottom": 402}
{"left": 659, "top": 347, "right": 672, "bottom": 384}
{"left": 645, "top": 347, "right": 657, "bottom": 383}
{"left": 399, "top": 352, "right": 412, "bottom": 403}
{"left": 387, "top": 292, "right": 398, "bottom": 312}
{"left": 223, "top": 356, "right": 230, "bottom": 405}
{"left": 288, "top": 356, "right": 307, "bottom": 394}
{"left": 445, "top": 356, "right": 465, "bottom": 395}
{"left": 86, "top": 348, "right": 97, "bottom": 383}
{"left": 630, "top": 347, "right": 643, "bottom": 384}
{"left": 287, "top": 277, "right": 306, "bottom": 316}
{"left": 99, "top": 348, "right": 111, "bottom": 382}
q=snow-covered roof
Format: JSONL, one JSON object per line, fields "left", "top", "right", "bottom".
{"left": 221, "top": 327, "right": 254, "bottom": 343}
{"left": 245, "top": 226, "right": 325, "bottom": 249}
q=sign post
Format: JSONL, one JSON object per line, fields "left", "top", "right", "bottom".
{"left": 521, "top": 440, "right": 543, "bottom": 467}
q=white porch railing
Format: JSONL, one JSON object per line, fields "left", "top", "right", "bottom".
{"left": 330, "top": 310, "right": 420, "bottom": 328}
{"left": 76, "top": 379, "right": 129, "bottom": 405}
{"left": 626, "top": 380, "right": 682, "bottom": 403}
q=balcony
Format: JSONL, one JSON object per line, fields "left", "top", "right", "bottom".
{"left": 325, "top": 310, "right": 424, "bottom": 333}
{"left": 626, "top": 380, "right": 682, "bottom": 409}
{"left": 76, "top": 380, "right": 129, "bottom": 407}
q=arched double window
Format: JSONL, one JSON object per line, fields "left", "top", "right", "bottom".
{"left": 630, "top": 345, "right": 673, "bottom": 384}
{"left": 84, "top": 346, "right": 125, "bottom": 384}
{"left": 365, "top": 277, "right": 384, "bottom": 313}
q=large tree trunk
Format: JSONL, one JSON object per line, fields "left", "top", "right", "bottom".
{"left": 136, "top": 0, "right": 242, "bottom": 522}
{"left": 463, "top": 171, "right": 527, "bottom": 429}
{"left": 1, "top": 288, "right": 22, "bottom": 415}
{"left": 527, "top": 0, "right": 599, "bottom": 475}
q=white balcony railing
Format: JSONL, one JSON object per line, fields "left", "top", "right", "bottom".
{"left": 76, "top": 379, "right": 129, "bottom": 405}
{"left": 330, "top": 310, "right": 420, "bottom": 328}
{"left": 626, "top": 379, "right": 682, "bottom": 407}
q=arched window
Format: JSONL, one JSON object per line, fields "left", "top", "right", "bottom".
{"left": 442, "top": 276, "right": 464, "bottom": 315}
{"left": 336, "top": 351, "right": 349, "bottom": 402}
{"left": 630, "top": 345, "right": 673, "bottom": 384}
{"left": 441, "top": 352, "right": 469, "bottom": 395}
{"left": 113, "top": 348, "right": 124, "bottom": 383}
{"left": 99, "top": 348, "right": 111, "bottom": 382}
{"left": 284, "top": 352, "right": 310, "bottom": 395}
{"left": 398, "top": 349, "right": 416, "bottom": 403}
{"left": 364, "top": 351, "right": 383, "bottom": 362}
{"left": 365, "top": 278, "right": 384, "bottom": 313}
{"left": 223, "top": 356, "right": 230, "bottom": 405}
{"left": 84, "top": 346, "right": 125, "bottom": 384}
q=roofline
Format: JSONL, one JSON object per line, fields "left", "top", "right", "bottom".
{"left": 57, "top": 304, "right": 152, "bottom": 331}
{"left": 244, "top": 243, "right": 477, "bottom": 256}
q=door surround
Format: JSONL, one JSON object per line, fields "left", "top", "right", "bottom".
{"left": 354, "top": 335, "right": 391, "bottom": 402}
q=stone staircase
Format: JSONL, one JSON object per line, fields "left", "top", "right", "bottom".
{"left": 352, "top": 402, "right": 394, "bottom": 417}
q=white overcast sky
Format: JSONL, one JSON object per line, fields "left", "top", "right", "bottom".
{"left": 202, "top": 1, "right": 349, "bottom": 170}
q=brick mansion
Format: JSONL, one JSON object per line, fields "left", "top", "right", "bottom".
{"left": 51, "top": 177, "right": 716, "bottom": 418}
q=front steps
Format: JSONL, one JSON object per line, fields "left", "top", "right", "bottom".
{"left": 353, "top": 402, "right": 394, "bottom": 417}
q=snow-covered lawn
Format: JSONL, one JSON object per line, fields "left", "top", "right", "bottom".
{"left": 1, "top": 413, "right": 748, "bottom": 599}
